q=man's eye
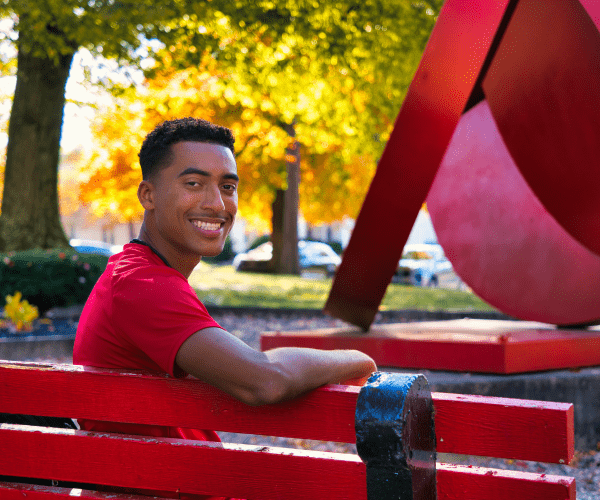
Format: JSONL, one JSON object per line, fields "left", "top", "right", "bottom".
{"left": 223, "top": 184, "right": 237, "bottom": 191}
{"left": 186, "top": 181, "right": 199, "bottom": 187}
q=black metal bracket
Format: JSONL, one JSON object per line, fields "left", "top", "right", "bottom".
{"left": 355, "top": 372, "right": 436, "bottom": 500}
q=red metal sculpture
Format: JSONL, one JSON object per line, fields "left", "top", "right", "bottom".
{"left": 325, "top": 0, "right": 600, "bottom": 330}
{"left": 428, "top": 100, "right": 600, "bottom": 325}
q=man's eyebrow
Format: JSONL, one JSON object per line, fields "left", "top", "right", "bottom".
{"left": 178, "top": 168, "right": 239, "bottom": 182}
{"left": 223, "top": 173, "right": 240, "bottom": 182}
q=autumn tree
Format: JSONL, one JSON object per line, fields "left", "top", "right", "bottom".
{"left": 77, "top": 100, "right": 146, "bottom": 232}
{"left": 0, "top": 0, "right": 190, "bottom": 250}
{"left": 0, "top": 0, "right": 294, "bottom": 250}
{"left": 0, "top": 0, "right": 435, "bottom": 258}
{"left": 1, "top": 0, "right": 440, "bottom": 255}
{"left": 80, "top": 0, "right": 440, "bottom": 270}
{"left": 79, "top": 58, "right": 380, "bottom": 235}
{"left": 146, "top": 2, "right": 442, "bottom": 272}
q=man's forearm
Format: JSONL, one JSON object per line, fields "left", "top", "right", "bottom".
{"left": 264, "top": 347, "right": 377, "bottom": 400}
{"left": 176, "top": 328, "right": 376, "bottom": 406}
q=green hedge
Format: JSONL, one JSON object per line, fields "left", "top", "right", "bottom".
{"left": 0, "top": 249, "right": 109, "bottom": 315}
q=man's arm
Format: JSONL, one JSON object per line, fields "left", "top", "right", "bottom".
{"left": 175, "top": 327, "right": 377, "bottom": 406}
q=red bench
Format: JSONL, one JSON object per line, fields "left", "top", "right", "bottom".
{"left": 0, "top": 361, "right": 575, "bottom": 499}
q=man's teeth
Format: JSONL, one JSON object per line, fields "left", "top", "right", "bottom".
{"left": 192, "top": 221, "right": 221, "bottom": 230}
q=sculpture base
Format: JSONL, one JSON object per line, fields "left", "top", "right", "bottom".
{"left": 260, "top": 319, "right": 600, "bottom": 374}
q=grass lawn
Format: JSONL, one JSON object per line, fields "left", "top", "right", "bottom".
{"left": 189, "top": 263, "right": 495, "bottom": 312}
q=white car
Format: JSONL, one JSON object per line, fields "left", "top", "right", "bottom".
{"left": 233, "top": 240, "right": 341, "bottom": 276}
{"left": 393, "top": 243, "right": 453, "bottom": 287}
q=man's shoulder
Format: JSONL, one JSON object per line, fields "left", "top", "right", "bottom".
{"left": 108, "top": 244, "right": 193, "bottom": 304}
{"left": 111, "top": 244, "right": 183, "bottom": 281}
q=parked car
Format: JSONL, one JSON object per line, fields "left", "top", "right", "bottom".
{"left": 69, "top": 239, "right": 123, "bottom": 257}
{"left": 232, "top": 242, "right": 273, "bottom": 272}
{"left": 233, "top": 240, "right": 341, "bottom": 276}
{"left": 298, "top": 240, "right": 342, "bottom": 276}
{"left": 393, "top": 243, "right": 453, "bottom": 287}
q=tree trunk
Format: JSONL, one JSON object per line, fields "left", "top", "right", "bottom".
{"left": 270, "top": 189, "right": 285, "bottom": 273}
{"left": 0, "top": 35, "right": 74, "bottom": 251}
{"left": 269, "top": 123, "right": 300, "bottom": 275}
{"left": 281, "top": 140, "right": 300, "bottom": 274}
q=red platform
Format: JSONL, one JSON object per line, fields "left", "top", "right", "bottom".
{"left": 261, "top": 320, "right": 600, "bottom": 374}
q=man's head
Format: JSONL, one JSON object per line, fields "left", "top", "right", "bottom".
{"left": 139, "top": 117, "right": 235, "bottom": 181}
{"left": 136, "top": 118, "right": 238, "bottom": 275}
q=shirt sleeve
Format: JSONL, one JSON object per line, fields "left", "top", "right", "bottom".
{"left": 111, "top": 265, "right": 222, "bottom": 377}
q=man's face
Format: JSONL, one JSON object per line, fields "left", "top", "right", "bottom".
{"left": 143, "top": 141, "right": 238, "bottom": 260}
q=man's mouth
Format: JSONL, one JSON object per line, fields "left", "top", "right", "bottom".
{"left": 191, "top": 220, "right": 223, "bottom": 231}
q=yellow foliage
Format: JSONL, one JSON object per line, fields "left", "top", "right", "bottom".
{"left": 78, "top": 57, "right": 383, "bottom": 230}
{"left": 3, "top": 291, "right": 39, "bottom": 332}
{"left": 77, "top": 103, "right": 148, "bottom": 224}
{"left": 76, "top": 12, "right": 411, "bottom": 230}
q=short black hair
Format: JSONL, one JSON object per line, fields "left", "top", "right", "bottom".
{"left": 138, "top": 117, "right": 235, "bottom": 180}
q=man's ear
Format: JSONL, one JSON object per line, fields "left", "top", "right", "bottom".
{"left": 137, "top": 180, "right": 155, "bottom": 210}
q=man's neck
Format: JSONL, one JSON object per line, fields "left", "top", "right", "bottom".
{"left": 136, "top": 224, "right": 201, "bottom": 279}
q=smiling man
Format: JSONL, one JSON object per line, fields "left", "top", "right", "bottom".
{"left": 73, "top": 117, "right": 375, "bottom": 498}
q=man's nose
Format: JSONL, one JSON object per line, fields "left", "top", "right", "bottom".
{"left": 201, "top": 185, "right": 226, "bottom": 211}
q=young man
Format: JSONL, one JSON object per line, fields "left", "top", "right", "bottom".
{"left": 73, "top": 118, "right": 376, "bottom": 496}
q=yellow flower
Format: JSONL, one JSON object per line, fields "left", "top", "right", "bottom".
{"left": 3, "top": 292, "right": 39, "bottom": 332}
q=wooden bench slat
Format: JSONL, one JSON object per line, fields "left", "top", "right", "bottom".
{"left": 0, "top": 482, "right": 156, "bottom": 500}
{"left": 0, "top": 361, "right": 574, "bottom": 464}
{"left": 437, "top": 463, "right": 576, "bottom": 500}
{"left": 0, "top": 362, "right": 359, "bottom": 443}
{"left": 0, "top": 430, "right": 577, "bottom": 500}
{"left": 0, "top": 424, "right": 366, "bottom": 500}
{"left": 433, "top": 392, "right": 575, "bottom": 464}
{"left": 0, "top": 465, "right": 578, "bottom": 500}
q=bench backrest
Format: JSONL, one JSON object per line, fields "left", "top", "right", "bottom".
{"left": 0, "top": 361, "right": 575, "bottom": 499}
